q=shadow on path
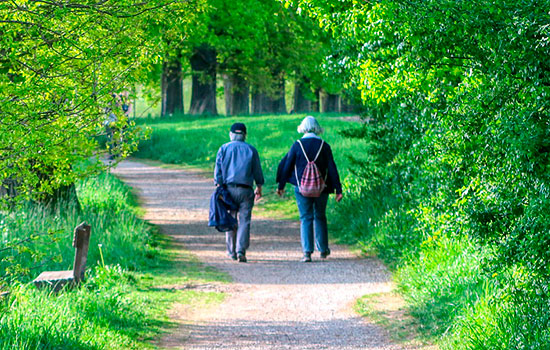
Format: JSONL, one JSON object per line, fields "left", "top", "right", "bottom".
{"left": 113, "top": 160, "right": 405, "bottom": 350}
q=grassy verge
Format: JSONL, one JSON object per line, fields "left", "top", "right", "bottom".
{"left": 355, "top": 292, "right": 425, "bottom": 345}
{"left": 0, "top": 172, "right": 227, "bottom": 350}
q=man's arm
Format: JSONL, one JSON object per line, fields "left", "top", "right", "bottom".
{"left": 252, "top": 148, "right": 264, "bottom": 187}
{"left": 252, "top": 148, "right": 264, "bottom": 200}
{"left": 214, "top": 147, "right": 224, "bottom": 185}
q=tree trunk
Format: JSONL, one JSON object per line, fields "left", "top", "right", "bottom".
{"left": 312, "top": 89, "right": 320, "bottom": 112}
{"left": 293, "top": 83, "right": 312, "bottom": 113}
{"left": 251, "top": 92, "right": 271, "bottom": 114}
{"left": 340, "top": 97, "right": 356, "bottom": 113}
{"left": 189, "top": 45, "right": 218, "bottom": 115}
{"left": 272, "top": 77, "right": 287, "bottom": 114}
{"left": 0, "top": 178, "right": 19, "bottom": 203}
{"left": 224, "top": 74, "right": 249, "bottom": 116}
{"left": 322, "top": 93, "right": 340, "bottom": 113}
{"left": 251, "top": 77, "right": 286, "bottom": 114}
{"left": 161, "top": 58, "right": 184, "bottom": 117}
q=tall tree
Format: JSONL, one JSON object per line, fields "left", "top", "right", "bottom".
{"left": 321, "top": 92, "right": 340, "bottom": 112}
{"left": 0, "top": 1, "right": 200, "bottom": 202}
{"left": 224, "top": 73, "right": 249, "bottom": 115}
{"left": 189, "top": 45, "right": 218, "bottom": 115}
{"left": 161, "top": 56, "right": 184, "bottom": 116}
{"left": 184, "top": 0, "right": 324, "bottom": 115}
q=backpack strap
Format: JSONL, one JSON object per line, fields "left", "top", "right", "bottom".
{"left": 296, "top": 139, "right": 324, "bottom": 162}
{"left": 295, "top": 140, "right": 307, "bottom": 191}
{"left": 313, "top": 140, "right": 325, "bottom": 162}
{"left": 296, "top": 139, "right": 309, "bottom": 162}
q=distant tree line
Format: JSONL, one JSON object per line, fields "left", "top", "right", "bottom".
{"left": 0, "top": 0, "right": 360, "bottom": 204}
{"left": 156, "top": 0, "right": 360, "bottom": 117}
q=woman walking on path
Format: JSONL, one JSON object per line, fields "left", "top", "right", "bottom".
{"left": 277, "top": 116, "right": 343, "bottom": 262}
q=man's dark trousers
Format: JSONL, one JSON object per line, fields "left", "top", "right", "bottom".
{"left": 226, "top": 185, "right": 255, "bottom": 256}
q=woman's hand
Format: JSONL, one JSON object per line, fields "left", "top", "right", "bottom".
{"left": 335, "top": 193, "right": 343, "bottom": 202}
{"left": 255, "top": 186, "right": 262, "bottom": 201}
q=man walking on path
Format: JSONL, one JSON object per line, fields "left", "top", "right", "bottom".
{"left": 214, "top": 122, "right": 264, "bottom": 262}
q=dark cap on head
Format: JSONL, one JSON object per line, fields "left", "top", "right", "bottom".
{"left": 230, "top": 122, "right": 247, "bottom": 134}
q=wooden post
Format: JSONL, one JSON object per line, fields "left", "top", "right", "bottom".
{"left": 33, "top": 222, "right": 92, "bottom": 292}
{"left": 72, "top": 222, "right": 91, "bottom": 283}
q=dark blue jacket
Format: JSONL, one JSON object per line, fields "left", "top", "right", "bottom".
{"left": 277, "top": 137, "right": 342, "bottom": 194}
{"left": 208, "top": 186, "right": 238, "bottom": 232}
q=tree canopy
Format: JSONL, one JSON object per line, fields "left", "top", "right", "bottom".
{"left": 0, "top": 0, "right": 201, "bottom": 201}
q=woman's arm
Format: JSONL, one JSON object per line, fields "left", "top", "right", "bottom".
{"left": 326, "top": 145, "right": 343, "bottom": 196}
{"left": 277, "top": 142, "right": 297, "bottom": 194}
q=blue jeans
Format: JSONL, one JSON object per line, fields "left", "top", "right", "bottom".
{"left": 294, "top": 187, "right": 330, "bottom": 255}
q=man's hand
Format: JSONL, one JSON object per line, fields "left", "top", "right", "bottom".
{"left": 276, "top": 189, "right": 285, "bottom": 197}
{"left": 335, "top": 193, "right": 343, "bottom": 202}
{"left": 255, "top": 186, "right": 262, "bottom": 201}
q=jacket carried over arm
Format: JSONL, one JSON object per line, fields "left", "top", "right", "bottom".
{"left": 277, "top": 137, "right": 342, "bottom": 194}
{"left": 208, "top": 186, "right": 239, "bottom": 232}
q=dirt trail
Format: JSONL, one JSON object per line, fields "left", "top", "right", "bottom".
{"left": 113, "top": 160, "right": 410, "bottom": 350}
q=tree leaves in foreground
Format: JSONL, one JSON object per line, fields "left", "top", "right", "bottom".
{"left": 0, "top": 0, "right": 200, "bottom": 202}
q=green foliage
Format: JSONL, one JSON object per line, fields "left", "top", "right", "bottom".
{"left": 397, "top": 236, "right": 490, "bottom": 336}
{"left": 0, "top": 264, "right": 223, "bottom": 350}
{"left": 0, "top": 1, "right": 201, "bottom": 202}
{"left": 287, "top": 0, "right": 550, "bottom": 348}
{"left": 166, "top": 0, "right": 335, "bottom": 103}
{"left": 0, "top": 269, "right": 152, "bottom": 350}
{"left": 446, "top": 283, "right": 550, "bottom": 350}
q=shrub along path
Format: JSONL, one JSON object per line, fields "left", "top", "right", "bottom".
{"left": 113, "top": 159, "right": 412, "bottom": 350}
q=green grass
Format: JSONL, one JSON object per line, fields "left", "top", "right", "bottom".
{"left": 0, "top": 172, "right": 228, "bottom": 349}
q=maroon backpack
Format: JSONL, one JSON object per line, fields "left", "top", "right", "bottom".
{"left": 295, "top": 139, "right": 326, "bottom": 197}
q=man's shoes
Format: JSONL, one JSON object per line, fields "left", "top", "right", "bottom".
{"left": 237, "top": 253, "right": 247, "bottom": 263}
{"left": 229, "top": 253, "right": 237, "bottom": 261}
{"left": 301, "top": 253, "right": 312, "bottom": 263}
{"left": 320, "top": 250, "right": 330, "bottom": 259}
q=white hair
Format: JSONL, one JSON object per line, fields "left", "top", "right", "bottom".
{"left": 230, "top": 131, "right": 246, "bottom": 141}
{"left": 297, "top": 116, "right": 324, "bottom": 135}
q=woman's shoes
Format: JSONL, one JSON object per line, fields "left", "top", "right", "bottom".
{"left": 301, "top": 251, "right": 330, "bottom": 262}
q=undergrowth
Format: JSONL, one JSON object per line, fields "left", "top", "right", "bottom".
{"left": 0, "top": 172, "right": 227, "bottom": 349}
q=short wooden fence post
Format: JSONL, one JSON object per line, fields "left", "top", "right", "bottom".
{"left": 33, "top": 222, "right": 92, "bottom": 292}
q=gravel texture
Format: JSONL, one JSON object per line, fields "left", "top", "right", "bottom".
{"left": 113, "top": 160, "right": 414, "bottom": 350}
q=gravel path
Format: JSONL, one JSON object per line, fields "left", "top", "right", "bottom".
{"left": 112, "top": 160, "right": 409, "bottom": 350}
